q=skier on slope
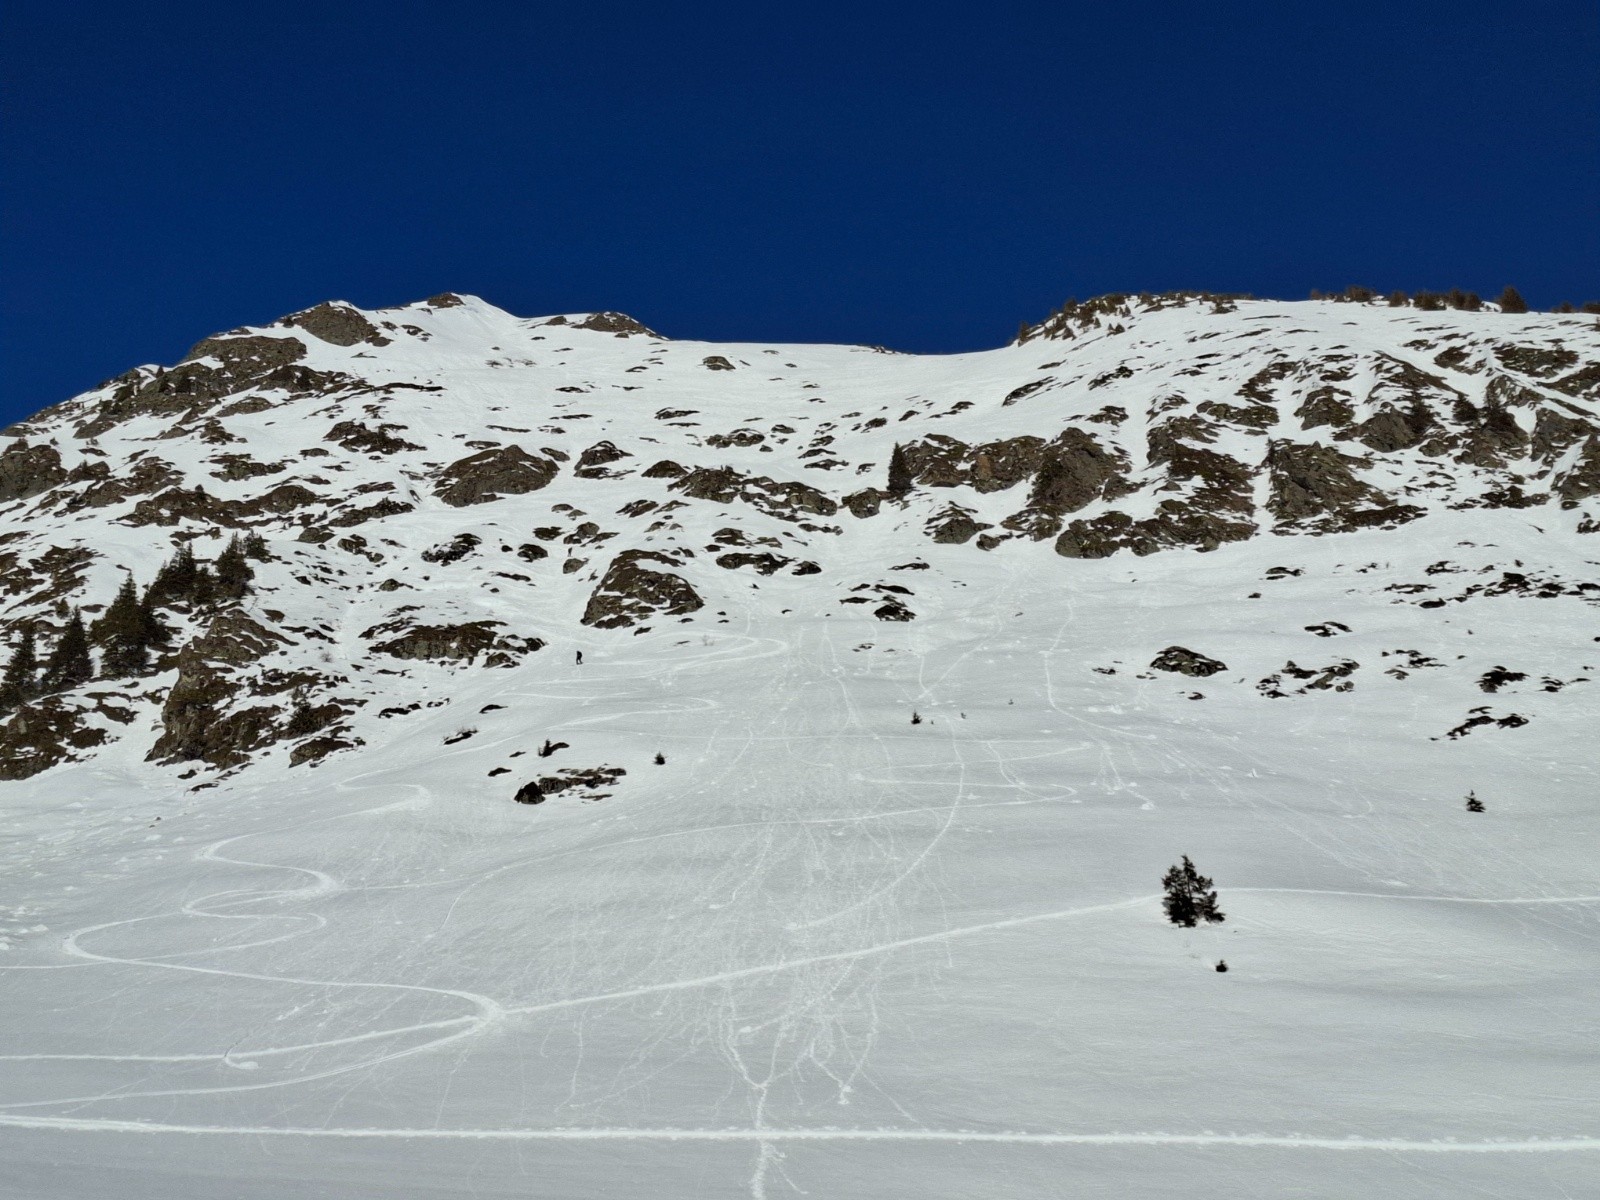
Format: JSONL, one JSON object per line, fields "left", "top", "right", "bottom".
{"left": 575, "top": 650, "right": 583, "bottom": 666}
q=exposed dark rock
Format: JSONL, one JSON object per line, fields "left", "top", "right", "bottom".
{"left": 1003, "top": 378, "right": 1054, "bottom": 406}
{"left": 970, "top": 436, "right": 1047, "bottom": 493}
{"left": 71, "top": 458, "right": 180, "bottom": 510}
{"left": 843, "top": 488, "right": 885, "bottom": 518}
{"left": 209, "top": 454, "right": 287, "bottom": 482}
{"left": 671, "top": 466, "right": 837, "bottom": 520}
{"left": 1296, "top": 387, "right": 1355, "bottom": 430}
{"left": 1027, "top": 429, "right": 1123, "bottom": 513}
{"left": 329, "top": 496, "right": 414, "bottom": 527}
{"left": 124, "top": 486, "right": 250, "bottom": 528}
{"left": 1478, "top": 666, "right": 1529, "bottom": 693}
{"left": 1265, "top": 440, "right": 1423, "bottom": 532}
{"left": 1552, "top": 437, "right": 1600, "bottom": 506}
{"left": 900, "top": 435, "right": 971, "bottom": 488}
{"left": 1531, "top": 409, "right": 1596, "bottom": 462}
{"left": 0, "top": 696, "right": 108, "bottom": 780}
{"left": 421, "top": 533, "right": 481, "bottom": 564}
{"left": 181, "top": 333, "right": 307, "bottom": 373}
{"left": 0, "top": 442, "right": 67, "bottom": 504}
{"left": 1552, "top": 361, "right": 1600, "bottom": 399}
{"left": 1494, "top": 344, "right": 1579, "bottom": 378}
{"left": 642, "top": 459, "right": 688, "bottom": 479}
{"left": 148, "top": 612, "right": 290, "bottom": 768}
{"left": 575, "top": 440, "right": 633, "bottom": 478}
{"left": 1151, "top": 646, "right": 1228, "bottom": 677}
{"left": 290, "top": 736, "right": 357, "bottom": 767}
{"left": 282, "top": 302, "right": 391, "bottom": 347}
{"left": 582, "top": 551, "right": 703, "bottom": 629}
{"left": 573, "top": 312, "right": 657, "bottom": 336}
{"left": 534, "top": 764, "right": 626, "bottom": 796}
{"left": 1345, "top": 402, "right": 1439, "bottom": 453}
{"left": 702, "top": 355, "right": 736, "bottom": 370}
{"left": 705, "top": 429, "right": 765, "bottom": 449}
{"left": 364, "top": 619, "right": 542, "bottom": 665}
{"left": 434, "top": 445, "right": 560, "bottom": 506}
{"left": 715, "top": 552, "right": 790, "bottom": 574}
{"left": 927, "top": 506, "right": 991, "bottom": 545}
{"left": 326, "top": 421, "right": 423, "bottom": 454}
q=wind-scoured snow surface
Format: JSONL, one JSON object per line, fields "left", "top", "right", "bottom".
{"left": 1, "top": 294, "right": 1598, "bottom": 1197}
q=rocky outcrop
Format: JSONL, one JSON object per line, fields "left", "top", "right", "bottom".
{"left": 575, "top": 440, "right": 633, "bottom": 478}
{"left": 582, "top": 551, "right": 704, "bottom": 629}
{"left": 1151, "top": 646, "right": 1228, "bottom": 677}
{"left": 927, "top": 506, "right": 991, "bottom": 545}
{"left": 0, "top": 696, "right": 109, "bottom": 780}
{"left": 326, "top": 421, "right": 422, "bottom": 455}
{"left": 434, "top": 446, "right": 560, "bottom": 506}
{"left": 364, "top": 618, "right": 542, "bottom": 666}
{"left": 1265, "top": 441, "right": 1423, "bottom": 533}
{"left": 569, "top": 312, "right": 657, "bottom": 337}
{"left": 149, "top": 612, "right": 290, "bottom": 768}
{"left": 1553, "top": 436, "right": 1600, "bottom": 506}
{"left": 843, "top": 488, "right": 886, "bottom": 518}
{"left": 0, "top": 442, "right": 67, "bottom": 504}
{"left": 281, "top": 302, "right": 391, "bottom": 347}
{"left": 671, "top": 466, "right": 837, "bottom": 521}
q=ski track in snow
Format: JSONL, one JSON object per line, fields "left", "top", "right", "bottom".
{"left": 0, "top": 1112, "right": 1596, "bottom": 1154}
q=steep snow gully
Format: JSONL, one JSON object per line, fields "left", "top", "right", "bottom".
{"left": 1, "top": 293, "right": 1598, "bottom": 1198}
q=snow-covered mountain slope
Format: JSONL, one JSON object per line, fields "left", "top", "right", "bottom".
{"left": 1, "top": 293, "right": 1597, "bottom": 1198}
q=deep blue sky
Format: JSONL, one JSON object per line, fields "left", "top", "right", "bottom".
{"left": 3, "top": 1, "right": 1597, "bottom": 423}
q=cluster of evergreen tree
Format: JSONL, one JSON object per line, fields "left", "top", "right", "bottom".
{"left": 1311, "top": 284, "right": 1586, "bottom": 314}
{"left": 0, "top": 534, "right": 269, "bottom": 709}
{"left": 145, "top": 535, "right": 259, "bottom": 609}
{"left": 0, "top": 611, "right": 94, "bottom": 711}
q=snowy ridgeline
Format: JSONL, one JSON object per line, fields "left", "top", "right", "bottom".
{"left": 0, "top": 293, "right": 1597, "bottom": 1198}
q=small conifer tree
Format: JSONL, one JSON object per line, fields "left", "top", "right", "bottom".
{"left": 286, "top": 697, "right": 322, "bottom": 738}
{"left": 0, "top": 625, "right": 39, "bottom": 709}
{"left": 1496, "top": 286, "right": 1528, "bottom": 314}
{"left": 40, "top": 610, "right": 93, "bottom": 694}
{"left": 1162, "top": 855, "right": 1225, "bottom": 927}
{"left": 887, "top": 443, "right": 914, "bottom": 496}
{"left": 243, "top": 532, "right": 270, "bottom": 560}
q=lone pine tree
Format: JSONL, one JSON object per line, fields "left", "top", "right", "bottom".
{"left": 1162, "top": 855, "right": 1225, "bottom": 927}
{"left": 886, "top": 443, "right": 913, "bottom": 496}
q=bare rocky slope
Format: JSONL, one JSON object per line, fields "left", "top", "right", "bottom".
{"left": 0, "top": 290, "right": 1596, "bottom": 784}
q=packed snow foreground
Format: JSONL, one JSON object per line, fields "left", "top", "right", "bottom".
{"left": 0, "top": 292, "right": 1596, "bottom": 1198}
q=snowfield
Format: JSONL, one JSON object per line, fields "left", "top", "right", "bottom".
{"left": 0, "top": 294, "right": 1597, "bottom": 1197}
